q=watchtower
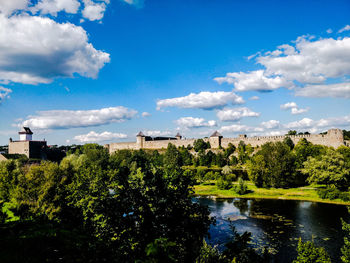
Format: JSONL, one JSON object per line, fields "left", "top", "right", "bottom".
{"left": 209, "top": 131, "right": 223, "bottom": 148}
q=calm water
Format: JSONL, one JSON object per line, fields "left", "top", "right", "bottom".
{"left": 196, "top": 197, "right": 350, "bottom": 262}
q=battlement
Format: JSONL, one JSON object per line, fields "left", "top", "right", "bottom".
{"left": 106, "top": 128, "right": 346, "bottom": 154}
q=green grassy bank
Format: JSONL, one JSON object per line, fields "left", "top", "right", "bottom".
{"left": 194, "top": 181, "right": 350, "bottom": 205}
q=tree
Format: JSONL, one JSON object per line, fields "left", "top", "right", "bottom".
{"left": 341, "top": 207, "right": 350, "bottom": 263}
{"left": 247, "top": 142, "right": 296, "bottom": 188}
{"left": 194, "top": 139, "right": 210, "bottom": 152}
{"left": 302, "top": 148, "right": 350, "bottom": 190}
{"left": 293, "top": 238, "right": 331, "bottom": 263}
{"left": 284, "top": 136, "right": 295, "bottom": 150}
{"left": 287, "top": 130, "right": 297, "bottom": 135}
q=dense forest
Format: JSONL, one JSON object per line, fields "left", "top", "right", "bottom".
{"left": 0, "top": 135, "right": 350, "bottom": 262}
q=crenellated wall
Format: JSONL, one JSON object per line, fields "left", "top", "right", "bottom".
{"left": 106, "top": 128, "right": 346, "bottom": 154}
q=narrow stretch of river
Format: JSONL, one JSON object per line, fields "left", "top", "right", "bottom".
{"left": 196, "top": 197, "right": 350, "bottom": 263}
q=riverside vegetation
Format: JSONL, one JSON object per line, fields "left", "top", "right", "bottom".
{"left": 0, "top": 130, "right": 350, "bottom": 262}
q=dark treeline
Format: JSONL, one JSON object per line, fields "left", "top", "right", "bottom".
{"left": 0, "top": 138, "right": 350, "bottom": 262}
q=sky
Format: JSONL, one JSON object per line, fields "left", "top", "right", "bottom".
{"left": 0, "top": 0, "right": 349, "bottom": 145}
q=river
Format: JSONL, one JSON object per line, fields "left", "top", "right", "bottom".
{"left": 196, "top": 197, "right": 350, "bottom": 262}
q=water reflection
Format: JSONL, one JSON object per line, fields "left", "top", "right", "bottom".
{"left": 197, "top": 197, "right": 349, "bottom": 263}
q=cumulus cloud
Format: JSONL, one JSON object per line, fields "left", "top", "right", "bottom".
{"left": 216, "top": 107, "right": 260, "bottom": 122}
{"left": 156, "top": 91, "right": 244, "bottom": 110}
{"left": 82, "top": 0, "right": 108, "bottom": 21}
{"left": 0, "top": 86, "right": 12, "bottom": 103}
{"left": 175, "top": 117, "right": 217, "bottom": 128}
{"left": 284, "top": 115, "right": 350, "bottom": 130}
{"left": 216, "top": 34, "right": 350, "bottom": 98}
{"left": 0, "top": 0, "right": 28, "bottom": 16}
{"left": 261, "top": 120, "right": 280, "bottom": 129}
{"left": 326, "top": 28, "right": 333, "bottom": 34}
{"left": 280, "top": 102, "right": 309, "bottom": 115}
{"left": 143, "top": 130, "right": 172, "bottom": 137}
{"left": 339, "top": 25, "right": 350, "bottom": 33}
{"left": 219, "top": 124, "right": 263, "bottom": 134}
{"left": 295, "top": 83, "right": 350, "bottom": 99}
{"left": 142, "top": 112, "right": 151, "bottom": 117}
{"left": 74, "top": 131, "right": 127, "bottom": 143}
{"left": 21, "top": 106, "right": 137, "bottom": 129}
{"left": 0, "top": 14, "right": 110, "bottom": 84}
{"left": 214, "top": 70, "right": 293, "bottom": 92}
{"left": 257, "top": 36, "right": 350, "bottom": 84}
{"left": 31, "top": 0, "right": 81, "bottom": 16}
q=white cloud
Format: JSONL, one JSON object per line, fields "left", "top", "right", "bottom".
{"left": 143, "top": 130, "right": 172, "bottom": 137}
{"left": 31, "top": 0, "right": 81, "bottom": 16}
{"left": 122, "top": 0, "right": 144, "bottom": 8}
{"left": 0, "top": 86, "right": 12, "bottom": 103}
{"left": 284, "top": 115, "right": 350, "bottom": 130}
{"left": 257, "top": 36, "right": 350, "bottom": 84}
{"left": 326, "top": 28, "right": 333, "bottom": 34}
{"left": 216, "top": 107, "right": 260, "bottom": 122}
{"left": 219, "top": 124, "right": 263, "bottom": 134}
{"left": 291, "top": 107, "right": 309, "bottom": 115}
{"left": 261, "top": 120, "right": 280, "bottom": 129}
{"left": 280, "top": 102, "right": 297, "bottom": 110}
{"left": 141, "top": 112, "right": 151, "bottom": 117}
{"left": 0, "top": 14, "right": 110, "bottom": 84}
{"left": 280, "top": 102, "right": 309, "bottom": 115}
{"left": 156, "top": 91, "right": 244, "bottom": 110}
{"left": 214, "top": 70, "right": 293, "bottom": 92}
{"left": 82, "top": 0, "right": 108, "bottom": 21}
{"left": 175, "top": 117, "right": 217, "bottom": 128}
{"left": 295, "top": 82, "right": 350, "bottom": 99}
{"left": 249, "top": 96, "right": 259, "bottom": 100}
{"left": 21, "top": 106, "right": 137, "bottom": 129}
{"left": 74, "top": 131, "right": 127, "bottom": 143}
{"left": 0, "top": 0, "right": 28, "bottom": 16}
{"left": 339, "top": 25, "right": 350, "bottom": 33}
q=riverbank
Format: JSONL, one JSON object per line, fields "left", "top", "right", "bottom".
{"left": 194, "top": 181, "right": 350, "bottom": 205}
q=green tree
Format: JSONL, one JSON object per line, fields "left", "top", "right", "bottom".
{"left": 247, "top": 142, "right": 296, "bottom": 188}
{"left": 341, "top": 208, "right": 350, "bottom": 263}
{"left": 293, "top": 238, "right": 331, "bottom": 263}
{"left": 288, "top": 130, "right": 297, "bottom": 135}
{"left": 194, "top": 139, "right": 210, "bottom": 152}
{"left": 302, "top": 148, "right": 350, "bottom": 190}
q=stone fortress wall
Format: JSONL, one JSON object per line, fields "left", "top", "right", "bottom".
{"left": 106, "top": 128, "right": 346, "bottom": 154}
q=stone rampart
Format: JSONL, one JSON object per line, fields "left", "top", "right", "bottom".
{"left": 106, "top": 128, "right": 346, "bottom": 154}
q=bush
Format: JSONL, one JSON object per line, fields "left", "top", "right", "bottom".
{"left": 317, "top": 187, "right": 350, "bottom": 201}
{"left": 217, "top": 177, "right": 232, "bottom": 190}
{"left": 234, "top": 178, "right": 248, "bottom": 195}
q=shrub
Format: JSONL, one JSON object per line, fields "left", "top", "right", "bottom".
{"left": 317, "top": 187, "right": 350, "bottom": 201}
{"left": 217, "top": 177, "right": 232, "bottom": 190}
{"left": 234, "top": 178, "right": 248, "bottom": 195}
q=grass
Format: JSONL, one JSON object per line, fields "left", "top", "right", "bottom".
{"left": 194, "top": 181, "right": 350, "bottom": 205}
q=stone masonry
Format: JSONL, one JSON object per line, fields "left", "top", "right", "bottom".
{"left": 106, "top": 128, "right": 347, "bottom": 154}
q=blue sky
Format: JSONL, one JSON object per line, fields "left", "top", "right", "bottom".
{"left": 0, "top": 0, "right": 349, "bottom": 145}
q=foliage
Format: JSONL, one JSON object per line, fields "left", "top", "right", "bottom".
{"left": 247, "top": 142, "right": 296, "bottom": 188}
{"left": 292, "top": 238, "right": 331, "bottom": 263}
{"left": 194, "top": 139, "right": 210, "bottom": 152}
{"left": 343, "top": 130, "right": 350, "bottom": 141}
{"left": 0, "top": 144, "right": 213, "bottom": 262}
{"left": 216, "top": 177, "right": 232, "bottom": 190}
{"left": 234, "top": 178, "right": 248, "bottom": 195}
{"left": 288, "top": 130, "right": 297, "bottom": 135}
{"left": 303, "top": 148, "right": 350, "bottom": 190}
{"left": 342, "top": 208, "right": 350, "bottom": 263}
{"left": 317, "top": 187, "right": 350, "bottom": 201}
{"left": 284, "top": 136, "right": 295, "bottom": 150}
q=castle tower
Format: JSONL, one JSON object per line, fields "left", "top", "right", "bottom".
{"left": 136, "top": 131, "right": 145, "bottom": 149}
{"left": 209, "top": 131, "right": 223, "bottom": 149}
{"left": 19, "top": 127, "right": 33, "bottom": 141}
{"left": 175, "top": 132, "right": 182, "bottom": 140}
{"left": 326, "top": 129, "right": 344, "bottom": 148}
